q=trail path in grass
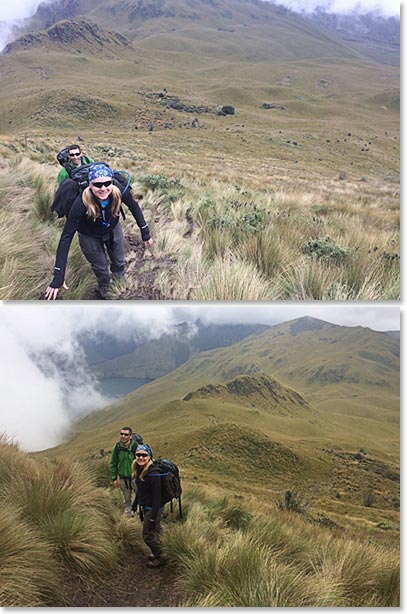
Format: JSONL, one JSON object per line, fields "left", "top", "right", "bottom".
{"left": 116, "top": 236, "right": 177, "bottom": 300}
{"left": 52, "top": 548, "right": 182, "bottom": 607}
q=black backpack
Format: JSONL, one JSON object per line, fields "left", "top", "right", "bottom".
{"left": 51, "top": 158, "right": 131, "bottom": 219}
{"left": 113, "top": 432, "right": 144, "bottom": 458}
{"left": 57, "top": 147, "right": 91, "bottom": 174}
{"left": 154, "top": 457, "right": 183, "bottom": 518}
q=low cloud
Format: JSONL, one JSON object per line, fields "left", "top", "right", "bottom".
{"left": 270, "top": 0, "right": 399, "bottom": 17}
{"left": 0, "top": 306, "right": 185, "bottom": 451}
{"left": 0, "top": 304, "right": 399, "bottom": 452}
{"left": 0, "top": 0, "right": 400, "bottom": 51}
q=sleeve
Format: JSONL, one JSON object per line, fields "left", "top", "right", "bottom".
{"left": 148, "top": 470, "right": 163, "bottom": 522}
{"left": 109, "top": 445, "right": 118, "bottom": 480}
{"left": 121, "top": 189, "right": 150, "bottom": 241}
{"left": 49, "top": 196, "right": 86, "bottom": 288}
{"left": 57, "top": 167, "right": 69, "bottom": 185}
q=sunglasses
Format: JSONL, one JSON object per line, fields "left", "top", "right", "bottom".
{"left": 135, "top": 453, "right": 149, "bottom": 458}
{"left": 92, "top": 180, "right": 112, "bottom": 188}
{"left": 69, "top": 152, "right": 81, "bottom": 157}
{"left": 120, "top": 432, "right": 130, "bottom": 437}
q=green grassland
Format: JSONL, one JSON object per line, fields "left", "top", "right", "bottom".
{"left": 40, "top": 317, "right": 399, "bottom": 548}
{"left": 0, "top": 434, "right": 399, "bottom": 606}
{"left": 1, "top": 317, "right": 399, "bottom": 604}
{"left": 0, "top": 1, "right": 399, "bottom": 299}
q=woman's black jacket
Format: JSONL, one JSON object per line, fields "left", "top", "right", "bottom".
{"left": 50, "top": 188, "right": 150, "bottom": 288}
{"left": 134, "top": 463, "right": 162, "bottom": 522}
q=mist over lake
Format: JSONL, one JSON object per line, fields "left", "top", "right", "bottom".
{"left": 96, "top": 377, "right": 152, "bottom": 398}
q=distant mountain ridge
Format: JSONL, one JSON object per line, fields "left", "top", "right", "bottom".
{"left": 77, "top": 321, "right": 270, "bottom": 379}
{"left": 3, "top": 18, "right": 133, "bottom": 56}
{"left": 19, "top": 0, "right": 400, "bottom": 61}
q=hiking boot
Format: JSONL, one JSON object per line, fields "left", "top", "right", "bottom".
{"left": 97, "top": 285, "right": 110, "bottom": 300}
{"left": 146, "top": 558, "right": 164, "bottom": 568}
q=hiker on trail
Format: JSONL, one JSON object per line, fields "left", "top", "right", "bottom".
{"left": 45, "top": 162, "right": 153, "bottom": 300}
{"left": 132, "top": 444, "right": 165, "bottom": 568}
{"left": 57, "top": 144, "right": 93, "bottom": 185}
{"left": 109, "top": 427, "right": 140, "bottom": 516}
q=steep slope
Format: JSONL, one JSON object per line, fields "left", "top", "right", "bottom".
{"left": 39, "top": 316, "right": 399, "bottom": 542}
{"left": 3, "top": 18, "right": 134, "bottom": 57}
{"left": 49, "top": 317, "right": 399, "bottom": 464}
{"left": 0, "top": 0, "right": 399, "bottom": 147}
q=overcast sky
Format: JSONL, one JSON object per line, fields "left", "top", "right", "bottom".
{"left": 0, "top": 0, "right": 400, "bottom": 50}
{"left": 0, "top": 303, "right": 400, "bottom": 452}
{"left": 0, "top": 0, "right": 401, "bottom": 21}
{"left": 0, "top": 0, "right": 401, "bottom": 50}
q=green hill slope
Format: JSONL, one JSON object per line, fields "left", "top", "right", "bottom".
{"left": 0, "top": 0, "right": 399, "bottom": 165}
{"left": 39, "top": 316, "right": 399, "bottom": 543}
{"left": 47, "top": 316, "right": 398, "bottom": 455}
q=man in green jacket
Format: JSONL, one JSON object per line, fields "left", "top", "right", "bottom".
{"left": 109, "top": 426, "right": 138, "bottom": 515}
{"left": 57, "top": 143, "right": 93, "bottom": 185}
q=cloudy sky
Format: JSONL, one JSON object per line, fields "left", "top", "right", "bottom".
{"left": 0, "top": 0, "right": 400, "bottom": 21}
{"left": 0, "top": 0, "right": 401, "bottom": 49}
{"left": 0, "top": 303, "right": 400, "bottom": 452}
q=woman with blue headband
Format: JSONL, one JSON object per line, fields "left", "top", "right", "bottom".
{"left": 132, "top": 444, "right": 165, "bottom": 568}
{"left": 45, "top": 163, "right": 153, "bottom": 299}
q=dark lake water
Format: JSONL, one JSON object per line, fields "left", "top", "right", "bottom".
{"left": 97, "top": 377, "right": 152, "bottom": 398}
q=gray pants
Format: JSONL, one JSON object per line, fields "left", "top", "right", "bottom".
{"left": 119, "top": 477, "right": 134, "bottom": 513}
{"left": 78, "top": 223, "right": 125, "bottom": 288}
{"left": 142, "top": 507, "right": 164, "bottom": 559}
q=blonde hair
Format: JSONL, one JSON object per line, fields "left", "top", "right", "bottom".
{"left": 132, "top": 458, "right": 153, "bottom": 481}
{"left": 82, "top": 184, "right": 122, "bottom": 221}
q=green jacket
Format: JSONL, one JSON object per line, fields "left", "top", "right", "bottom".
{"left": 57, "top": 156, "right": 93, "bottom": 185}
{"left": 109, "top": 441, "right": 137, "bottom": 480}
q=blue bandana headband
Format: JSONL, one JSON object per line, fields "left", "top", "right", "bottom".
{"left": 88, "top": 163, "right": 113, "bottom": 183}
{"left": 136, "top": 444, "right": 153, "bottom": 458}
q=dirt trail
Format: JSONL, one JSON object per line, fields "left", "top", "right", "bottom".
{"left": 115, "top": 236, "right": 177, "bottom": 300}
{"left": 52, "top": 549, "right": 182, "bottom": 607}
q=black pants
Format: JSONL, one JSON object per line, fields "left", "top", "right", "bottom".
{"left": 142, "top": 508, "right": 164, "bottom": 559}
{"left": 78, "top": 224, "right": 125, "bottom": 288}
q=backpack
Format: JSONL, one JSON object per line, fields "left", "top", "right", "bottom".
{"left": 154, "top": 457, "right": 183, "bottom": 518}
{"left": 51, "top": 159, "right": 131, "bottom": 219}
{"left": 57, "top": 147, "right": 91, "bottom": 174}
{"left": 113, "top": 432, "right": 144, "bottom": 458}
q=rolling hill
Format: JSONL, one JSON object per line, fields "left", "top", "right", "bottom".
{"left": 41, "top": 315, "right": 399, "bottom": 541}
{"left": 0, "top": 0, "right": 399, "bottom": 179}
{"left": 0, "top": 0, "right": 399, "bottom": 301}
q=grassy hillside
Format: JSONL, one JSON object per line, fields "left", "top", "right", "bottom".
{"left": 0, "top": 436, "right": 399, "bottom": 606}
{"left": 38, "top": 317, "right": 399, "bottom": 547}
{"left": 0, "top": 0, "right": 399, "bottom": 299}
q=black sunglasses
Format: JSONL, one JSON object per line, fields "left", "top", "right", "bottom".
{"left": 69, "top": 151, "right": 81, "bottom": 157}
{"left": 92, "top": 180, "right": 112, "bottom": 188}
{"left": 135, "top": 453, "right": 149, "bottom": 458}
{"left": 120, "top": 432, "right": 130, "bottom": 436}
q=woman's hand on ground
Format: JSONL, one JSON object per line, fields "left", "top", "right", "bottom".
{"left": 144, "top": 238, "right": 153, "bottom": 248}
{"left": 44, "top": 281, "right": 69, "bottom": 300}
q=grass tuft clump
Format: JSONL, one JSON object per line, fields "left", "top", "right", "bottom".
{"left": 0, "top": 437, "right": 137, "bottom": 607}
{"left": 163, "top": 487, "right": 399, "bottom": 607}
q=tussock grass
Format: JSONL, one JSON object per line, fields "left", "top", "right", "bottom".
{"left": 164, "top": 488, "right": 399, "bottom": 607}
{"left": 0, "top": 157, "right": 96, "bottom": 299}
{"left": 0, "top": 138, "right": 399, "bottom": 299}
{"left": 0, "top": 506, "right": 60, "bottom": 606}
{"left": 194, "top": 254, "right": 273, "bottom": 300}
{"left": 0, "top": 437, "right": 137, "bottom": 607}
{"left": 0, "top": 436, "right": 399, "bottom": 607}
